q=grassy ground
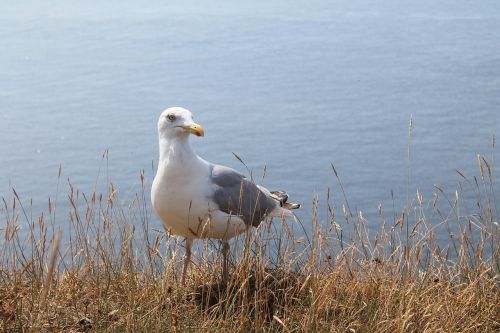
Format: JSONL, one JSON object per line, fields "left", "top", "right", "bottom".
{"left": 0, "top": 157, "right": 499, "bottom": 332}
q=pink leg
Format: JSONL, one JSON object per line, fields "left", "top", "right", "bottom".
{"left": 181, "top": 238, "right": 193, "bottom": 285}
{"left": 222, "top": 240, "right": 230, "bottom": 282}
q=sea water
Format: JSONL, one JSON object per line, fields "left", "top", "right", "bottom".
{"left": 1, "top": 0, "right": 499, "bottom": 240}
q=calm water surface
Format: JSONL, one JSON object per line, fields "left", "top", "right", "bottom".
{"left": 1, "top": 0, "right": 499, "bottom": 238}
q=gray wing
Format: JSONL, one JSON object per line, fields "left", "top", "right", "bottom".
{"left": 210, "top": 164, "right": 278, "bottom": 227}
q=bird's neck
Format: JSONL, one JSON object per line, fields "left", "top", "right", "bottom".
{"left": 158, "top": 136, "right": 199, "bottom": 167}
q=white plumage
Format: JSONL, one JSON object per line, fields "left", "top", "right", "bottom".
{"left": 151, "top": 107, "right": 300, "bottom": 283}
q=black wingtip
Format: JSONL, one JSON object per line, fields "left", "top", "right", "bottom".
{"left": 270, "top": 190, "right": 289, "bottom": 206}
{"left": 270, "top": 191, "right": 300, "bottom": 209}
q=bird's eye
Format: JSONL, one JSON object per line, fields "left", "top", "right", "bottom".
{"left": 166, "top": 114, "right": 176, "bottom": 121}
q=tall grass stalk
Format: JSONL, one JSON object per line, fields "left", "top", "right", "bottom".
{"left": 0, "top": 155, "right": 498, "bottom": 332}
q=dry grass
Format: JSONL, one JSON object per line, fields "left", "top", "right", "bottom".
{"left": 0, "top": 155, "right": 499, "bottom": 333}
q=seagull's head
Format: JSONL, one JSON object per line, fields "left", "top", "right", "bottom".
{"left": 158, "top": 107, "right": 205, "bottom": 140}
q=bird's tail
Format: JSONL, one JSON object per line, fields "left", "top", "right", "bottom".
{"left": 269, "top": 190, "right": 301, "bottom": 218}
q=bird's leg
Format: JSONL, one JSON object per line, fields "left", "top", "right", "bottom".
{"left": 222, "top": 240, "right": 230, "bottom": 283}
{"left": 181, "top": 238, "right": 193, "bottom": 285}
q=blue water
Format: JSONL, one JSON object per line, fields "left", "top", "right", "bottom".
{"left": 1, "top": 0, "right": 499, "bottom": 238}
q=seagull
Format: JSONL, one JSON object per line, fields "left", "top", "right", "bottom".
{"left": 151, "top": 107, "right": 300, "bottom": 283}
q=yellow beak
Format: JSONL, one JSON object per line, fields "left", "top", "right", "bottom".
{"left": 184, "top": 123, "right": 205, "bottom": 137}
